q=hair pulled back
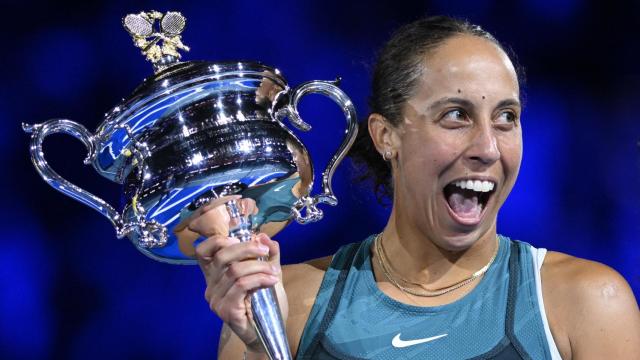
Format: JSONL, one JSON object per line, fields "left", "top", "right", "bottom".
{"left": 349, "top": 16, "right": 512, "bottom": 202}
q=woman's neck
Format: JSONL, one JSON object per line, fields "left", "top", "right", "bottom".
{"left": 380, "top": 206, "right": 498, "bottom": 289}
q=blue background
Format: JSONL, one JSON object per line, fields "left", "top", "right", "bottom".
{"left": 2, "top": 0, "right": 639, "bottom": 358}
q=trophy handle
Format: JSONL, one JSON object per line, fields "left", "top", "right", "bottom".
{"left": 22, "top": 119, "right": 169, "bottom": 249}
{"left": 22, "top": 119, "right": 126, "bottom": 231}
{"left": 282, "top": 78, "right": 358, "bottom": 224}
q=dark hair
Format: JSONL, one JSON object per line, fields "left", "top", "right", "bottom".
{"left": 349, "top": 16, "right": 521, "bottom": 203}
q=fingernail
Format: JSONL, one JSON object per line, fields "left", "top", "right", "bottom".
{"left": 269, "top": 275, "right": 279, "bottom": 282}
{"left": 258, "top": 245, "right": 269, "bottom": 254}
{"left": 271, "top": 265, "right": 280, "bottom": 274}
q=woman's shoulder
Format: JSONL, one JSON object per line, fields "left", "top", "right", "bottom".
{"left": 540, "top": 251, "right": 637, "bottom": 320}
{"left": 541, "top": 250, "right": 634, "bottom": 299}
{"left": 282, "top": 255, "right": 333, "bottom": 292}
{"left": 282, "top": 238, "right": 367, "bottom": 291}
{"left": 541, "top": 251, "right": 640, "bottom": 359}
{"left": 280, "top": 255, "right": 333, "bottom": 356}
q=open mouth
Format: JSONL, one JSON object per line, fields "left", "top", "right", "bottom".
{"left": 443, "top": 179, "right": 496, "bottom": 226}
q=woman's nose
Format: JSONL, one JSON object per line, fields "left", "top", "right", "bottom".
{"left": 465, "top": 123, "right": 500, "bottom": 168}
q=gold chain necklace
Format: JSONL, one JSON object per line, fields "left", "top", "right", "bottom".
{"left": 373, "top": 233, "right": 499, "bottom": 297}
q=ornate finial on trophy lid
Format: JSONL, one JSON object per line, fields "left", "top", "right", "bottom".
{"left": 123, "top": 10, "right": 190, "bottom": 73}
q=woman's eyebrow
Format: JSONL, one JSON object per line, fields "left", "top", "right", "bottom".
{"left": 495, "top": 98, "right": 521, "bottom": 109}
{"left": 427, "top": 97, "right": 522, "bottom": 112}
{"left": 428, "top": 97, "right": 474, "bottom": 111}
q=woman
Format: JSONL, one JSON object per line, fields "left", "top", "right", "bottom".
{"left": 186, "top": 16, "right": 640, "bottom": 359}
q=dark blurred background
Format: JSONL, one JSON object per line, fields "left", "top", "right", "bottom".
{"left": 2, "top": 0, "right": 639, "bottom": 358}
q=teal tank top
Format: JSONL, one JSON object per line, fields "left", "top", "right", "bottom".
{"left": 295, "top": 235, "right": 555, "bottom": 359}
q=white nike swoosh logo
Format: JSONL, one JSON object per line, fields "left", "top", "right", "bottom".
{"left": 272, "top": 184, "right": 287, "bottom": 192}
{"left": 391, "top": 333, "right": 448, "bottom": 348}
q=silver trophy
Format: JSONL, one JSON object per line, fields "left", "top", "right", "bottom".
{"left": 22, "top": 11, "right": 357, "bottom": 360}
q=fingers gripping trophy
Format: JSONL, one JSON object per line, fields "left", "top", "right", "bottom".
{"left": 23, "top": 11, "right": 358, "bottom": 360}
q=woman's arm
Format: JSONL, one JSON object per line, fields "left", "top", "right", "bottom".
{"left": 542, "top": 252, "right": 640, "bottom": 359}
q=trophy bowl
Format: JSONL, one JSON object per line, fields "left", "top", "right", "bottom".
{"left": 23, "top": 11, "right": 357, "bottom": 360}
{"left": 24, "top": 59, "right": 357, "bottom": 264}
{"left": 24, "top": 39, "right": 357, "bottom": 266}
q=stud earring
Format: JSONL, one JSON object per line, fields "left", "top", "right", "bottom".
{"left": 382, "top": 150, "right": 392, "bottom": 161}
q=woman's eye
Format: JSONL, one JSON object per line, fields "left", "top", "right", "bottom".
{"left": 497, "top": 111, "right": 517, "bottom": 123}
{"left": 442, "top": 109, "right": 467, "bottom": 122}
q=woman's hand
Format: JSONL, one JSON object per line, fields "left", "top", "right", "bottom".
{"left": 186, "top": 196, "right": 288, "bottom": 353}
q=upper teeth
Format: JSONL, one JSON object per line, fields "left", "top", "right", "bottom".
{"left": 454, "top": 180, "right": 495, "bottom": 192}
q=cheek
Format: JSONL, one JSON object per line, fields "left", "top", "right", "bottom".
{"left": 398, "top": 132, "right": 461, "bottom": 186}
{"left": 499, "top": 134, "right": 523, "bottom": 173}
{"left": 497, "top": 134, "right": 523, "bottom": 196}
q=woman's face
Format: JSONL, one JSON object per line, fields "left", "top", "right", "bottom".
{"left": 391, "top": 35, "right": 522, "bottom": 251}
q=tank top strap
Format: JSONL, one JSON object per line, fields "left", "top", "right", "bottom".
{"left": 506, "top": 240, "right": 533, "bottom": 359}
{"left": 504, "top": 240, "right": 555, "bottom": 359}
{"left": 296, "top": 240, "right": 363, "bottom": 358}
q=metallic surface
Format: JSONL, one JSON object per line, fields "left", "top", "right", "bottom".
{"left": 250, "top": 287, "right": 290, "bottom": 360}
{"left": 23, "top": 60, "right": 358, "bottom": 264}
{"left": 21, "top": 119, "right": 169, "bottom": 249}
{"left": 22, "top": 120, "right": 121, "bottom": 229}
{"left": 280, "top": 78, "right": 358, "bottom": 224}
{"left": 227, "top": 200, "right": 291, "bottom": 360}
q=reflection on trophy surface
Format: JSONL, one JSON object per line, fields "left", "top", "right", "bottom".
{"left": 23, "top": 10, "right": 357, "bottom": 360}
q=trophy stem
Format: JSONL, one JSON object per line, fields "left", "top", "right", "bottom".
{"left": 226, "top": 200, "right": 292, "bottom": 360}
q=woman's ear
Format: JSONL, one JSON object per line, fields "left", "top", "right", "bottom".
{"left": 368, "top": 113, "right": 398, "bottom": 161}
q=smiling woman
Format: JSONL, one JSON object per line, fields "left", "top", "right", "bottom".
{"left": 184, "top": 16, "right": 640, "bottom": 360}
